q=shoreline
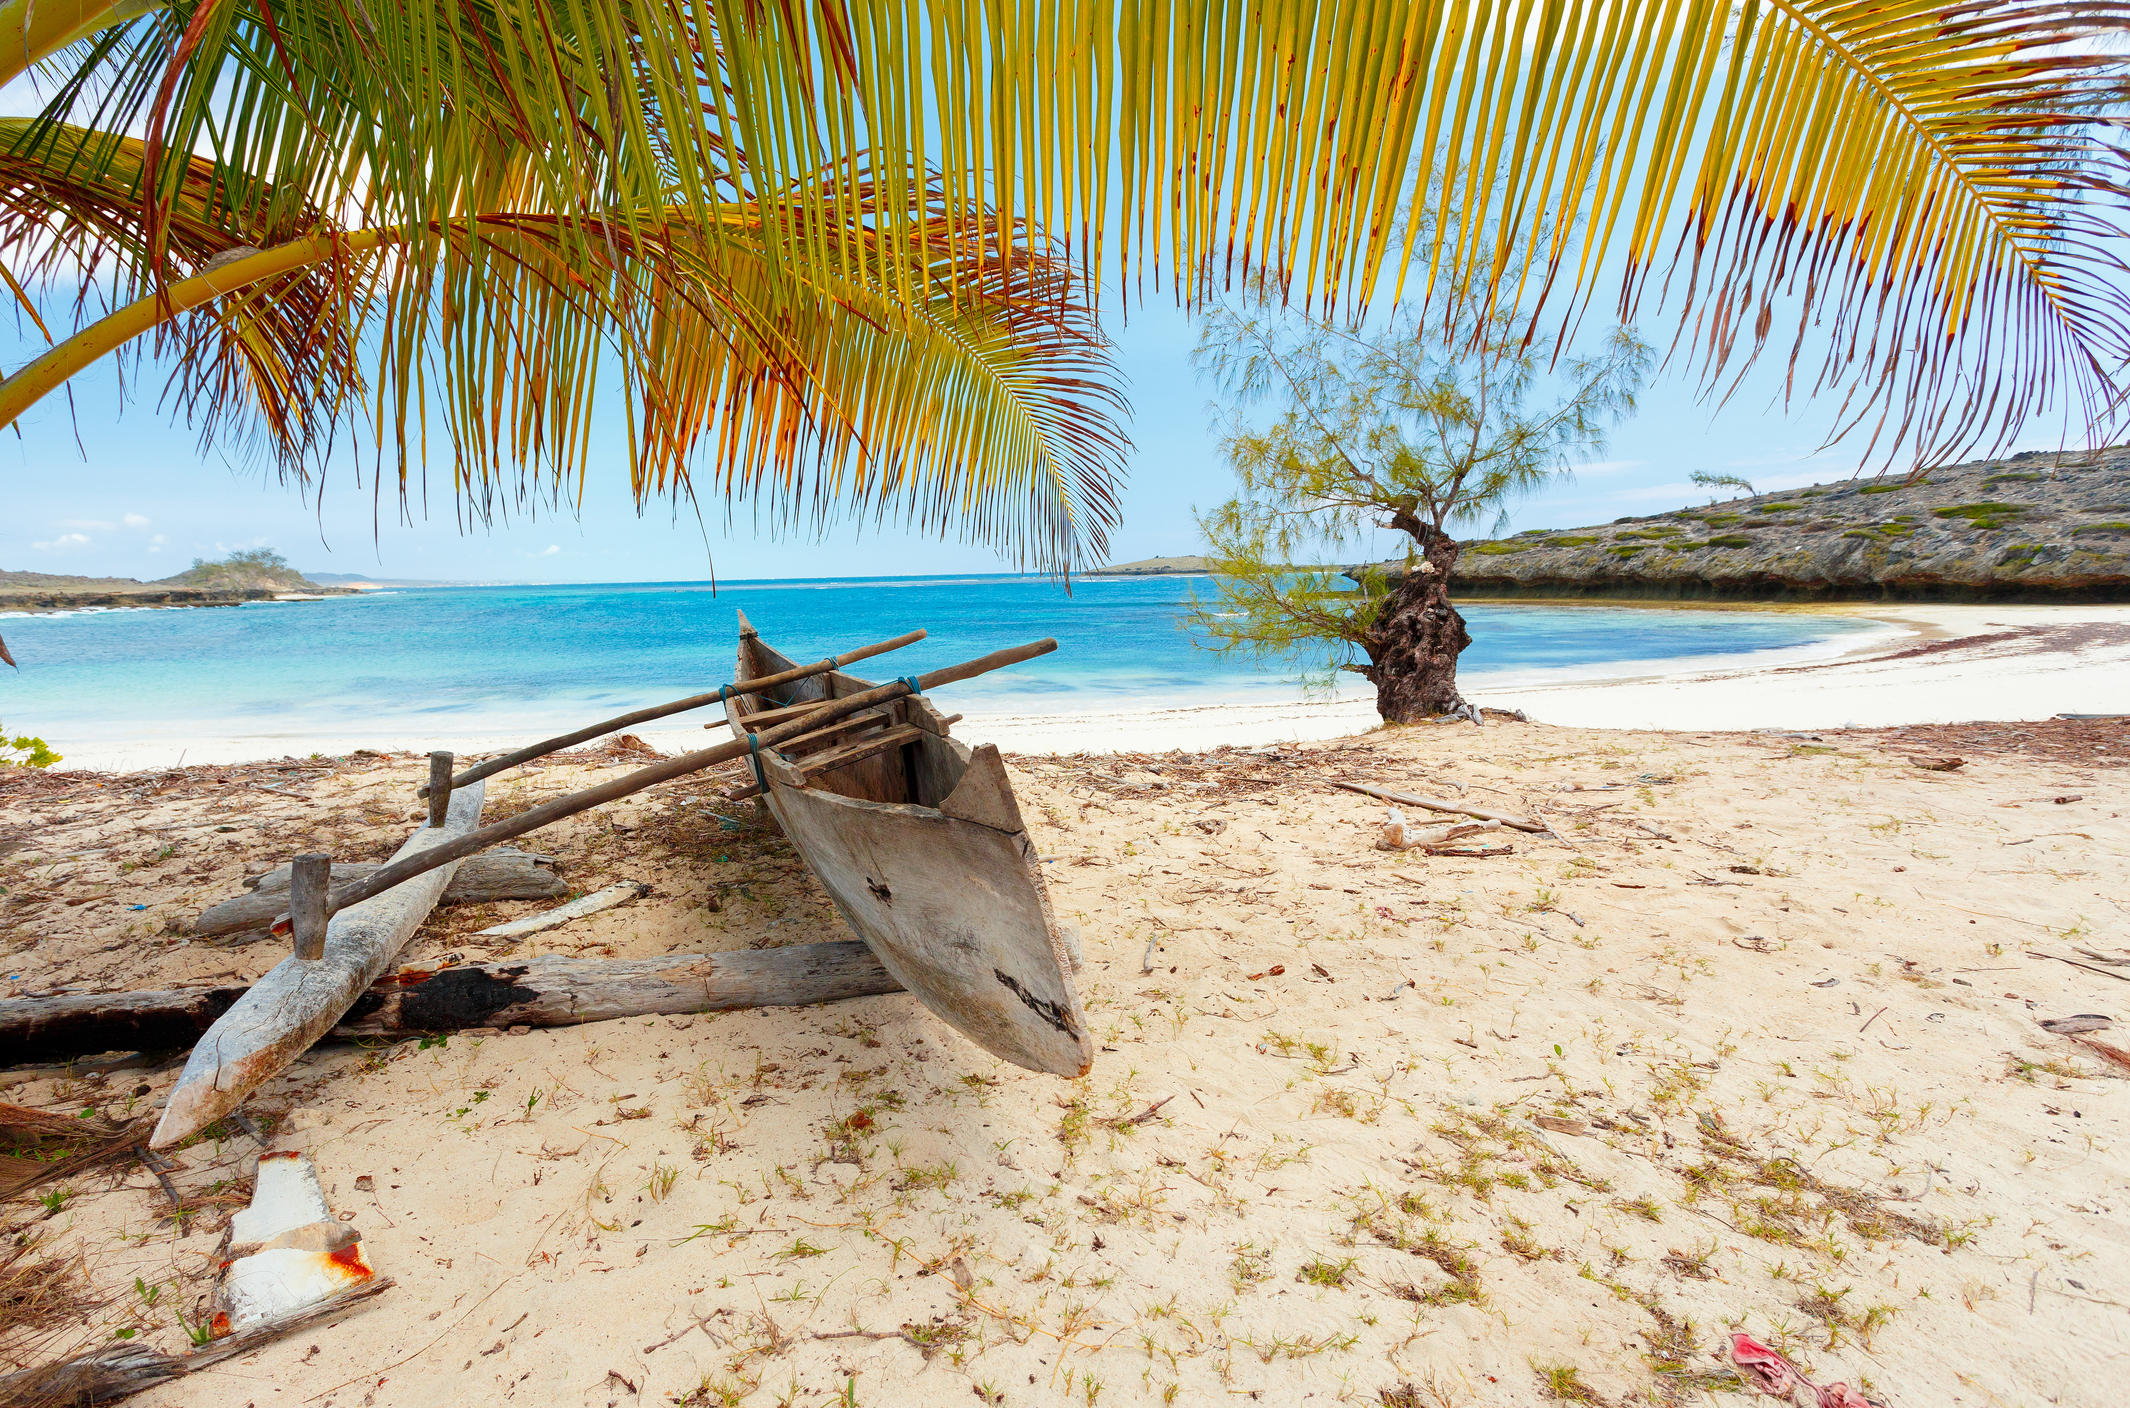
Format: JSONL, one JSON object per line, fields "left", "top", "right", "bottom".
{"left": 33, "top": 600, "right": 2130, "bottom": 771}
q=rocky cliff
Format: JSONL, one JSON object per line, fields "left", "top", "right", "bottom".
{"left": 1359, "top": 448, "right": 2130, "bottom": 602}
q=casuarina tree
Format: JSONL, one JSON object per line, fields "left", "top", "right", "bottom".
{"left": 1189, "top": 305, "right": 1649, "bottom": 721}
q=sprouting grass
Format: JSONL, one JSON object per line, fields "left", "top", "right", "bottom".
{"left": 1296, "top": 1256, "right": 1357, "bottom": 1288}
{"left": 1535, "top": 1362, "right": 1601, "bottom": 1403}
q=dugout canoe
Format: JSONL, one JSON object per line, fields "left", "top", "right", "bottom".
{"left": 726, "top": 612, "right": 1092, "bottom": 1077}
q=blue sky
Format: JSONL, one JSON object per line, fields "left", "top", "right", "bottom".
{"left": 7, "top": 292, "right": 2072, "bottom": 586}
{"left": 0, "top": 66, "right": 2083, "bottom": 588}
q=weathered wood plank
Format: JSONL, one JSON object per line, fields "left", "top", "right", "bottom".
{"left": 338, "top": 942, "right": 903, "bottom": 1033}
{"left": 0, "top": 941, "right": 903, "bottom": 1062}
{"left": 473, "top": 880, "right": 648, "bottom": 939}
{"left": 149, "top": 782, "right": 487, "bottom": 1149}
{"left": 195, "top": 850, "right": 564, "bottom": 939}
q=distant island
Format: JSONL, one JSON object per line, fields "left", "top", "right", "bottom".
{"left": 1083, "top": 555, "right": 1212, "bottom": 576}
{"left": 0, "top": 549, "right": 356, "bottom": 614}
{"left": 1350, "top": 448, "right": 2130, "bottom": 603}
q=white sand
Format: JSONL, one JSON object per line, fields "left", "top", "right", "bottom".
{"left": 8, "top": 716, "right": 2125, "bottom": 1408}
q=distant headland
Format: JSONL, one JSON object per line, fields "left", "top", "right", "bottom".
{"left": 1350, "top": 448, "right": 2130, "bottom": 603}
{"left": 0, "top": 549, "right": 358, "bottom": 614}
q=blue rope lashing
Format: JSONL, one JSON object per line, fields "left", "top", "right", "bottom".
{"left": 744, "top": 732, "right": 769, "bottom": 793}
{"left": 897, "top": 675, "right": 924, "bottom": 698}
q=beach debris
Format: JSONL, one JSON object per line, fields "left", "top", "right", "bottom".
{"left": 194, "top": 849, "right": 566, "bottom": 939}
{"left": 0, "top": 1103, "right": 152, "bottom": 1202}
{"left": 218, "top": 1152, "right": 376, "bottom": 1333}
{"left": 0, "top": 1278, "right": 393, "bottom": 1408}
{"left": 1374, "top": 807, "right": 1507, "bottom": 851}
{"left": 1334, "top": 781, "right": 1545, "bottom": 832}
{"left": 1245, "top": 965, "right": 1284, "bottom": 981}
{"left": 2041, "top": 1015, "right": 2113, "bottom": 1035}
{"left": 475, "top": 879, "right": 650, "bottom": 940}
{"left": 1140, "top": 936, "right": 1160, "bottom": 973}
{"left": 2070, "top": 1034, "right": 2130, "bottom": 1074}
{"left": 2026, "top": 950, "right": 2130, "bottom": 983}
{"left": 1911, "top": 755, "right": 1964, "bottom": 770}
{"left": 151, "top": 781, "right": 491, "bottom": 1149}
{"left": 1728, "top": 1331, "right": 1885, "bottom": 1408}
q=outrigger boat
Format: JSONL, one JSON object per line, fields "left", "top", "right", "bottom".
{"left": 143, "top": 624, "right": 1076, "bottom": 1149}
{"left": 724, "top": 612, "right": 1093, "bottom": 1078}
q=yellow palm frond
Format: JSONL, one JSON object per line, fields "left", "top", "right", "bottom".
{"left": 10, "top": 0, "right": 2127, "bottom": 498}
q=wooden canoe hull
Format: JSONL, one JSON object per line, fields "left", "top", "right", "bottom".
{"left": 729, "top": 616, "right": 1092, "bottom": 1077}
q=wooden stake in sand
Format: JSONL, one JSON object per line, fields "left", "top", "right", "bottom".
{"left": 149, "top": 781, "right": 488, "bottom": 1149}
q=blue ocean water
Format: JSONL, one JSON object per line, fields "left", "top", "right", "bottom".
{"left": 1, "top": 575, "right": 1874, "bottom": 758}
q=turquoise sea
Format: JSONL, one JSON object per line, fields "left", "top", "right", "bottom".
{"left": 1, "top": 575, "right": 1876, "bottom": 764}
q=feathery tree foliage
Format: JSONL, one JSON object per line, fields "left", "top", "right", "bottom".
{"left": 0, "top": 0, "right": 2125, "bottom": 573}
{"left": 1189, "top": 305, "right": 1650, "bottom": 720}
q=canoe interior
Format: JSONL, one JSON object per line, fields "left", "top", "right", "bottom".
{"left": 725, "top": 614, "right": 1091, "bottom": 1077}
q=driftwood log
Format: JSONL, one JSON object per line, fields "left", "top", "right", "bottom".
{"left": 150, "top": 782, "right": 488, "bottom": 1149}
{"left": 193, "top": 849, "right": 566, "bottom": 940}
{"left": 0, "top": 943, "right": 903, "bottom": 1064}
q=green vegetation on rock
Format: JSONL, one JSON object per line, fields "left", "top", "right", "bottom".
{"left": 1470, "top": 540, "right": 1531, "bottom": 556}
{"left": 162, "top": 548, "right": 312, "bottom": 592}
{"left": 1933, "top": 501, "right": 2028, "bottom": 530}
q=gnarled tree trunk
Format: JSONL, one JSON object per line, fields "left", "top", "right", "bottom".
{"left": 1360, "top": 523, "right": 1470, "bottom": 723}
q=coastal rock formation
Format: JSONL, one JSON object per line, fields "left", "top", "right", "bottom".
{"left": 1355, "top": 448, "right": 2130, "bottom": 602}
{"left": 0, "top": 558, "right": 355, "bottom": 614}
{"left": 1084, "top": 554, "right": 1211, "bottom": 576}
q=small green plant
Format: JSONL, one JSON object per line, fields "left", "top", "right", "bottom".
{"left": 1933, "top": 499, "right": 2027, "bottom": 528}
{"left": 0, "top": 728, "right": 61, "bottom": 768}
{"left": 1296, "top": 1256, "right": 1356, "bottom": 1288}
{"left": 36, "top": 1187, "right": 68, "bottom": 1215}
{"left": 1536, "top": 1362, "right": 1600, "bottom": 1402}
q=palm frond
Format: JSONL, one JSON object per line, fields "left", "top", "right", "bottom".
{"left": 13, "top": 0, "right": 2129, "bottom": 490}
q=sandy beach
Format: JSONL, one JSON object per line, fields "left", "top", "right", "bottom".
{"left": 2, "top": 662, "right": 2124, "bottom": 1405}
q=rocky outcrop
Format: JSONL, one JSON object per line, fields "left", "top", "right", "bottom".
{"left": 1355, "top": 449, "right": 2130, "bottom": 602}
{"left": 0, "top": 569, "right": 355, "bottom": 614}
{"left": 1085, "top": 555, "right": 1213, "bottom": 576}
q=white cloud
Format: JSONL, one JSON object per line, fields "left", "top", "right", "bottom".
{"left": 59, "top": 518, "right": 114, "bottom": 530}
{"left": 540, "top": 544, "right": 561, "bottom": 556}
{"left": 151, "top": 534, "right": 167, "bottom": 544}
{"left": 31, "top": 532, "right": 91, "bottom": 551}
{"left": 1565, "top": 459, "right": 1647, "bottom": 477}
{"left": 123, "top": 513, "right": 151, "bottom": 529}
